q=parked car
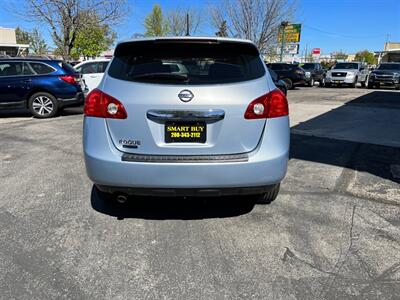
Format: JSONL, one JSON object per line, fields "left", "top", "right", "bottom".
{"left": 266, "top": 63, "right": 306, "bottom": 89}
{"left": 74, "top": 59, "right": 110, "bottom": 93}
{"left": 325, "top": 62, "right": 368, "bottom": 87}
{"left": 268, "top": 68, "right": 287, "bottom": 95}
{"left": 68, "top": 61, "right": 81, "bottom": 67}
{"left": 83, "top": 37, "right": 290, "bottom": 204}
{"left": 0, "top": 58, "right": 84, "bottom": 118}
{"left": 367, "top": 62, "right": 400, "bottom": 90}
{"left": 301, "top": 62, "right": 326, "bottom": 86}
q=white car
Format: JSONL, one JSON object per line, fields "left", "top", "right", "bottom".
{"left": 74, "top": 59, "right": 110, "bottom": 93}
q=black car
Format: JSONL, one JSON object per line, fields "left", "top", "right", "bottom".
{"left": 266, "top": 63, "right": 306, "bottom": 89}
{"left": 301, "top": 63, "right": 326, "bottom": 87}
{"left": 368, "top": 62, "right": 400, "bottom": 90}
{"left": 268, "top": 68, "right": 287, "bottom": 95}
{"left": 0, "top": 58, "right": 84, "bottom": 118}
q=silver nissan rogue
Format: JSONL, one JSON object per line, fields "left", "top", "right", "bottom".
{"left": 83, "top": 37, "right": 290, "bottom": 204}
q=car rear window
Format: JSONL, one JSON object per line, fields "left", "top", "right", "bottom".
{"left": 108, "top": 40, "right": 265, "bottom": 85}
{"left": 29, "top": 62, "right": 55, "bottom": 74}
{"left": 59, "top": 62, "right": 77, "bottom": 74}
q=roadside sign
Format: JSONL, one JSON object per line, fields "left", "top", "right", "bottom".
{"left": 312, "top": 48, "right": 321, "bottom": 55}
{"left": 277, "top": 44, "right": 299, "bottom": 55}
{"left": 278, "top": 24, "right": 302, "bottom": 43}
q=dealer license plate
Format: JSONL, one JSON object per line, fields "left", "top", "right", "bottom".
{"left": 165, "top": 122, "right": 206, "bottom": 143}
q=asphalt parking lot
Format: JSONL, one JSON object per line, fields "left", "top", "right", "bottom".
{"left": 1, "top": 87, "right": 400, "bottom": 299}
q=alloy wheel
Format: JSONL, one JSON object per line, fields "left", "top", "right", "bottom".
{"left": 32, "top": 96, "right": 54, "bottom": 116}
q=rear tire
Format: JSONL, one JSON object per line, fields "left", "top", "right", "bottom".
{"left": 367, "top": 82, "right": 374, "bottom": 89}
{"left": 28, "top": 92, "right": 58, "bottom": 118}
{"left": 319, "top": 77, "right": 326, "bottom": 87}
{"left": 361, "top": 80, "right": 367, "bottom": 88}
{"left": 283, "top": 78, "right": 293, "bottom": 90}
{"left": 307, "top": 78, "right": 314, "bottom": 87}
{"left": 254, "top": 184, "right": 280, "bottom": 205}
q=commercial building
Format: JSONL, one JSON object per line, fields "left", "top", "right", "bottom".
{"left": 375, "top": 42, "right": 400, "bottom": 63}
{"left": 0, "top": 27, "right": 29, "bottom": 56}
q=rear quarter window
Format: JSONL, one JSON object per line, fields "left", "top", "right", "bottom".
{"left": 108, "top": 40, "right": 265, "bottom": 85}
{"left": 29, "top": 62, "right": 55, "bottom": 75}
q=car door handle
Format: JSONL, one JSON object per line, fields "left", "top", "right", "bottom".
{"left": 147, "top": 109, "right": 225, "bottom": 122}
{"left": 22, "top": 79, "right": 32, "bottom": 83}
{"left": 89, "top": 75, "right": 98, "bottom": 78}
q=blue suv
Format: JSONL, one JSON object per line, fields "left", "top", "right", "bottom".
{"left": 0, "top": 58, "right": 85, "bottom": 118}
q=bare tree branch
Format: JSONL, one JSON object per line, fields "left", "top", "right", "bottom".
{"left": 210, "top": 0, "right": 296, "bottom": 53}
{"left": 15, "top": 0, "right": 128, "bottom": 59}
{"left": 167, "top": 8, "right": 202, "bottom": 36}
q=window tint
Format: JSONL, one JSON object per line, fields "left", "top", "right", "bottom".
{"left": 109, "top": 40, "right": 265, "bottom": 85}
{"left": 100, "top": 61, "right": 109, "bottom": 73}
{"left": 268, "top": 64, "right": 284, "bottom": 71}
{"left": 377, "top": 64, "right": 400, "bottom": 70}
{"left": 333, "top": 63, "right": 359, "bottom": 69}
{"left": 28, "top": 62, "right": 55, "bottom": 74}
{"left": 0, "top": 62, "right": 24, "bottom": 76}
{"left": 302, "top": 63, "right": 316, "bottom": 70}
{"left": 80, "top": 62, "right": 100, "bottom": 74}
{"left": 22, "top": 62, "right": 35, "bottom": 75}
{"left": 59, "top": 62, "right": 77, "bottom": 74}
{"left": 268, "top": 68, "right": 278, "bottom": 81}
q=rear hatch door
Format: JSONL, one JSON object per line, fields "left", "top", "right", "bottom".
{"left": 103, "top": 39, "right": 270, "bottom": 155}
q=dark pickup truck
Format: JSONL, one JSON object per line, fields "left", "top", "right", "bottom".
{"left": 368, "top": 62, "right": 400, "bottom": 90}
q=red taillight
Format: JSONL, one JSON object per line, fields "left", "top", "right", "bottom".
{"left": 60, "top": 75, "right": 77, "bottom": 84}
{"left": 84, "top": 89, "right": 127, "bottom": 119}
{"left": 244, "top": 89, "right": 288, "bottom": 119}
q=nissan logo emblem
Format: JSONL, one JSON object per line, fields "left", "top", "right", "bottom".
{"left": 178, "top": 90, "right": 194, "bottom": 102}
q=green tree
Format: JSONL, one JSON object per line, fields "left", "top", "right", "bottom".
{"left": 20, "top": 0, "right": 126, "bottom": 60}
{"left": 144, "top": 4, "right": 169, "bottom": 37}
{"left": 15, "top": 27, "right": 30, "bottom": 44}
{"left": 333, "top": 51, "right": 348, "bottom": 61}
{"left": 29, "top": 28, "right": 49, "bottom": 55}
{"left": 215, "top": 20, "right": 228, "bottom": 37}
{"left": 355, "top": 50, "right": 377, "bottom": 65}
{"left": 71, "top": 22, "right": 116, "bottom": 60}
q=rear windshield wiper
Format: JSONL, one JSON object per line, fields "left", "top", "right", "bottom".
{"left": 131, "top": 73, "right": 188, "bottom": 81}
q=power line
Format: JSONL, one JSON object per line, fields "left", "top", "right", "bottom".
{"left": 303, "top": 24, "right": 388, "bottom": 39}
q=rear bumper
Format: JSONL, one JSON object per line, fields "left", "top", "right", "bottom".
{"left": 83, "top": 116, "right": 290, "bottom": 191}
{"left": 57, "top": 92, "right": 85, "bottom": 107}
{"left": 294, "top": 80, "right": 306, "bottom": 86}
{"left": 96, "top": 184, "right": 277, "bottom": 197}
{"left": 292, "top": 75, "right": 306, "bottom": 86}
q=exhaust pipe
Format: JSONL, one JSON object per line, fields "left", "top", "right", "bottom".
{"left": 116, "top": 194, "right": 128, "bottom": 204}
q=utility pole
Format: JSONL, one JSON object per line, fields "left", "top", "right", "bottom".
{"left": 304, "top": 44, "right": 308, "bottom": 62}
{"left": 186, "top": 13, "right": 190, "bottom": 36}
{"left": 279, "top": 21, "right": 289, "bottom": 62}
